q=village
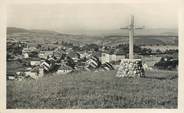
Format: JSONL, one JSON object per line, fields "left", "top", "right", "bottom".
{"left": 7, "top": 32, "right": 178, "bottom": 81}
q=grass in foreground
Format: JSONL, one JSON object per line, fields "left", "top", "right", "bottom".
{"left": 7, "top": 70, "right": 178, "bottom": 109}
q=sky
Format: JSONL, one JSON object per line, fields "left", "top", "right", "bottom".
{"left": 7, "top": 3, "right": 178, "bottom": 34}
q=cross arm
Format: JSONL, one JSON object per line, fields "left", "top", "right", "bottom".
{"left": 134, "top": 26, "right": 144, "bottom": 29}
{"left": 120, "top": 26, "right": 129, "bottom": 29}
{"left": 120, "top": 26, "right": 144, "bottom": 30}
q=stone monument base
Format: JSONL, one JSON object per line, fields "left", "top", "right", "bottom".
{"left": 116, "top": 59, "right": 145, "bottom": 77}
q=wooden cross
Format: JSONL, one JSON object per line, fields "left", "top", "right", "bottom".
{"left": 120, "top": 15, "right": 144, "bottom": 59}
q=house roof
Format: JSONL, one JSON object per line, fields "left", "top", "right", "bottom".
{"left": 114, "top": 49, "right": 126, "bottom": 55}
{"left": 92, "top": 51, "right": 101, "bottom": 57}
{"left": 40, "top": 51, "right": 53, "bottom": 54}
{"left": 30, "top": 57, "right": 41, "bottom": 61}
{"left": 67, "top": 51, "right": 80, "bottom": 58}
{"left": 53, "top": 50, "right": 65, "bottom": 57}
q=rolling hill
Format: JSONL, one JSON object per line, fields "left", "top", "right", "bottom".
{"left": 7, "top": 27, "right": 178, "bottom": 46}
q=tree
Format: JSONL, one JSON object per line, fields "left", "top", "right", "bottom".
{"left": 82, "top": 44, "right": 99, "bottom": 51}
{"left": 156, "top": 49, "right": 162, "bottom": 54}
{"left": 37, "top": 44, "right": 42, "bottom": 49}
{"left": 29, "top": 51, "right": 39, "bottom": 57}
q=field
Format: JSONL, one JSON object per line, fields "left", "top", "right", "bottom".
{"left": 7, "top": 70, "right": 178, "bottom": 109}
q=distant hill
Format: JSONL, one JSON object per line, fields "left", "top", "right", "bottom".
{"left": 7, "top": 27, "right": 68, "bottom": 35}
{"left": 74, "top": 28, "right": 178, "bottom": 36}
{"left": 7, "top": 27, "right": 178, "bottom": 46}
{"left": 7, "top": 27, "right": 30, "bottom": 34}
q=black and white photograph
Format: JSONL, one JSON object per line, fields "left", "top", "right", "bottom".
{"left": 5, "top": 2, "right": 180, "bottom": 109}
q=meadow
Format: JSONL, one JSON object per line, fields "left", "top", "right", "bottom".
{"left": 7, "top": 70, "right": 178, "bottom": 109}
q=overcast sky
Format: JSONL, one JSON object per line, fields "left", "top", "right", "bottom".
{"left": 7, "top": 3, "right": 178, "bottom": 33}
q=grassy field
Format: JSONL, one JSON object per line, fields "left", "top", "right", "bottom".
{"left": 7, "top": 70, "right": 178, "bottom": 109}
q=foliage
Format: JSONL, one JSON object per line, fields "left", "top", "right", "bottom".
{"left": 154, "top": 56, "right": 178, "bottom": 70}
{"left": 82, "top": 44, "right": 99, "bottom": 51}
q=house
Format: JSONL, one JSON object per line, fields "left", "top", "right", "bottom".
{"left": 141, "top": 45, "right": 178, "bottom": 52}
{"left": 67, "top": 51, "right": 80, "bottom": 62}
{"left": 22, "top": 46, "right": 39, "bottom": 58}
{"left": 79, "top": 51, "right": 87, "bottom": 58}
{"left": 110, "top": 54, "right": 116, "bottom": 61}
{"left": 114, "top": 54, "right": 125, "bottom": 61}
{"left": 14, "top": 55, "right": 23, "bottom": 60}
{"left": 22, "top": 46, "right": 38, "bottom": 53}
{"left": 7, "top": 74, "right": 15, "bottom": 80}
{"left": 24, "top": 67, "right": 44, "bottom": 79}
{"left": 79, "top": 51, "right": 92, "bottom": 59}
{"left": 86, "top": 56, "right": 101, "bottom": 70}
{"left": 101, "top": 51, "right": 125, "bottom": 64}
{"left": 38, "top": 52, "right": 45, "bottom": 59}
{"left": 101, "top": 52, "right": 110, "bottom": 64}
{"left": 30, "top": 58, "right": 41, "bottom": 66}
{"left": 38, "top": 51, "right": 53, "bottom": 59}
{"left": 56, "top": 64, "right": 73, "bottom": 75}
{"left": 40, "top": 61, "right": 51, "bottom": 72}
{"left": 23, "top": 52, "right": 29, "bottom": 58}
{"left": 113, "top": 50, "right": 126, "bottom": 61}
{"left": 22, "top": 48, "right": 29, "bottom": 53}
{"left": 7, "top": 38, "right": 18, "bottom": 43}
{"left": 53, "top": 47, "right": 66, "bottom": 59}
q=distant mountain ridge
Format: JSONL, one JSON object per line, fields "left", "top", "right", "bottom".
{"left": 7, "top": 27, "right": 178, "bottom": 36}
{"left": 7, "top": 27, "right": 29, "bottom": 34}
{"left": 7, "top": 27, "right": 67, "bottom": 35}
{"left": 7, "top": 27, "right": 178, "bottom": 46}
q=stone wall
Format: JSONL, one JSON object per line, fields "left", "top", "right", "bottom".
{"left": 116, "top": 59, "right": 145, "bottom": 77}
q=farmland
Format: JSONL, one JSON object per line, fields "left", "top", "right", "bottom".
{"left": 7, "top": 70, "right": 178, "bottom": 109}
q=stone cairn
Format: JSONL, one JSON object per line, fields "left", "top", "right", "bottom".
{"left": 116, "top": 59, "right": 145, "bottom": 77}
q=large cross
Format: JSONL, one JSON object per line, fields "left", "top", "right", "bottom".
{"left": 120, "top": 15, "right": 144, "bottom": 59}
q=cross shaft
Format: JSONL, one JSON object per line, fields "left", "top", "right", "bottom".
{"left": 120, "top": 15, "right": 144, "bottom": 59}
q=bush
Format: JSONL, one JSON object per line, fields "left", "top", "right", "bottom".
{"left": 154, "top": 56, "right": 178, "bottom": 70}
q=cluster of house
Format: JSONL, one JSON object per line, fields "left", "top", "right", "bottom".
{"left": 101, "top": 52, "right": 125, "bottom": 64}
{"left": 8, "top": 38, "right": 164, "bottom": 81}
{"left": 8, "top": 41, "right": 129, "bottom": 81}
{"left": 22, "top": 44, "right": 126, "bottom": 65}
{"left": 140, "top": 45, "right": 178, "bottom": 53}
